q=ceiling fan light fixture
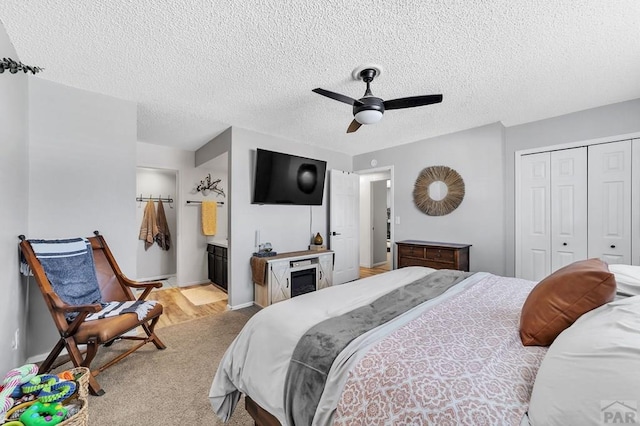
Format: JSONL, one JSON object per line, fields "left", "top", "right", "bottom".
{"left": 354, "top": 109, "right": 383, "bottom": 124}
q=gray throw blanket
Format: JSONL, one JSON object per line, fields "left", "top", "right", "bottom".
{"left": 30, "top": 237, "right": 155, "bottom": 323}
{"left": 283, "top": 269, "right": 473, "bottom": 426}
{"left": 30, "top": 238, "right": 102, "bottom": 318}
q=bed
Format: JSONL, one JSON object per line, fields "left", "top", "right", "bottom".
{"left": 209, "top": 261, "right": 640, "bottom": 425}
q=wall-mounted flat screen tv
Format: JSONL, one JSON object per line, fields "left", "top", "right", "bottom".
{"left": 253, "top": 148, "right": 327, "bottom": 205}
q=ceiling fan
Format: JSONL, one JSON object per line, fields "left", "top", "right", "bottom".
{"left": 312, "top": 67, "right": 443, "bottom": 133}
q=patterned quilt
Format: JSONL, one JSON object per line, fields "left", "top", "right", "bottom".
{"left": 333, "top": 274, "right": 547, "bottom": 426}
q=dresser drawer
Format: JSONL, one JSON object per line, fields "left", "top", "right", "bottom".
{"left": 425, "top": 248, "right": 455, "bottom": 263}
{"left": 398, "top": 244, "right": 426, "bottom": 259}
{"left": 396, "top": 240, "right": 472, "bottom": 272}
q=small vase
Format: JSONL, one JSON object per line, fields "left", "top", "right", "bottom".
{"left": 313, "top": 232, "right": 323, "bottom": 245}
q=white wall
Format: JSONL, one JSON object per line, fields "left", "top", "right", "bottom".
{"left": 0, "top": 20, "right": 29, "bottom": 373}
{"left": 353, "top": 123, "right": 506, "bottom": 275}
{"left": 26, "top": 78, "right": 137, "bottom": 358}
{"left": 504, "top": 99, "right": 640, "bottom": 276}
{"left": 136, "top": 168, "right": 177, "bottom": 280}
{"left": 228, "top": 127, "right": 352, "bottom": 307}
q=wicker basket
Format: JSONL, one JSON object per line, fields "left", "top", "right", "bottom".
{"left": 3, "top": 367, "right": 90, "bottom": 426}
{"left": 68, "top": 367, "right": 90, "bottom": 400}
{"left": 58, "top": 397, "right": 88, "bottom": 426}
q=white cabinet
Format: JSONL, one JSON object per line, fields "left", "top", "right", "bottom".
{"left": 518, "top": 139, "right": 637, "bottom": 281}
{"left": 253, "top": 250, "right": 334, "bottom": 307}
{"left": 317, "top": 252, "right": 334, "bottom": 289}
{"left": 269, "top": 259, "right": 291, "bottom": 304}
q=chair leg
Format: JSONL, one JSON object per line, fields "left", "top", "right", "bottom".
{"left": 39, "top": 338, "right": 66, "bottom": 373}
{"left": 65, "top": 337, "right": 105, "bottom": 396}
{"left": 142, "top": 316, "right": 166, "bottom": 350}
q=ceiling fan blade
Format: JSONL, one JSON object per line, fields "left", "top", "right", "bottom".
{"left": 383, "top": 94, "right": 443, "bottom": 110}
{"left": 312, "top": 88, "right": 361, "bottom": 106}
{"left": 347, "top": 119, "right": 362, "bottom": 133}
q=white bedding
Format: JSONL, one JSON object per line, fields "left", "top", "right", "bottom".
{"left": 209, "top": 267, "right": 545, "bottom": 425}
{"left": 209, "top": 266, "right": 438, "bottom": 423}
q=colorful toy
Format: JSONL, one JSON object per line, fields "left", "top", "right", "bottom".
{"left": 19, "top": 401, "right": 67, "bottom": 426}
{"left": 21, "top": 375, "right": 58, "bottom": 395}
{"left": 37, "top": 381, "right": 76, "bottom": 404}
{"left": 0, "top": 364, "right": 39, "bottom": 418}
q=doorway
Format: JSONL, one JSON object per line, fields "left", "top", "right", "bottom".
{"left": 357, "top": 167, "right": 393, "bottom": 271}
{"left": 136, "top": 167, "right": 178, "bottom": 285}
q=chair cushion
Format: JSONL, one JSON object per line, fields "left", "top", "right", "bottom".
{"left": 74, "top": 303, "right": 163, "bottom": 343}
{"left": 519, "top": 258, "right": 616, "bottom": 346}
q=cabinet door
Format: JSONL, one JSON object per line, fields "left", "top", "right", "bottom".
{"left": 519, "top": 152, "right": 552, "bottom": 281}
{"left": 588, "top": 140, "right": 632, "bottom": 264}
{"left": 318, "top": 253, "right": 334, "bottom": 289}
{"left": 270, "top": 260, "right": 290, "bottom": 304}
{"left": 551, "top": 148, "right": 588, "bottom": 271}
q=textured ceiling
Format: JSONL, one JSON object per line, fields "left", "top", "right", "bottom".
{"left": 1, "top": 1, "right": 639, "bottom": 156}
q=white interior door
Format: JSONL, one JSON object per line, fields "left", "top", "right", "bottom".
{"left": 519, "top": 152, "right": 551, "bottom": 281}
{"left": 329, "top": 169, "right": 360, "bottom": 284}
{"left": 551, "top": 148, "right": 588, "bottom": 271}
{"left": 588, "top": 140, "right": 632, "bottom": 264}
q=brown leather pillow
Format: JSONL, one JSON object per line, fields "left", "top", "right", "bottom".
{"left": 519, "top": 258, "right": 616, "bottom": 346}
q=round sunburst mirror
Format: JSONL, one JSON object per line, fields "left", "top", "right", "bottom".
{"left": 413, "top": 166, "right": 465, "bottom": 216}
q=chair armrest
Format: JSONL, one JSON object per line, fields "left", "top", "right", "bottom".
{"left": 47, "top": 293, "right": 102, "bottom": 337}
{"left": 119, "top": 275, "right": 163, "bottom": 290}
{"left": 47, "top": 292, "right": 102, "bottom": 314}
{"left": 118, "top": 274, "right": 162, "bottom": 301}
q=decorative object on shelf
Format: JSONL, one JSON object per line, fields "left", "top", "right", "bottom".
{"left": 196, "top": 173, "right": 225, "bottom": 197}
{"left": 0, "top": 58, "right": 44, "bottom": 75}
{"left": 253, "top": 242, "right": 276, "bottom": 257}
{"left": 313, "top": 232, "right": 324, "bottom": 245}
{"left": 413, "top": 165, "right": 465, "bottom": 216}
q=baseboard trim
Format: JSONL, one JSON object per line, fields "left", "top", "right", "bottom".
{"left": 228, "top": 301, "right": 255, "bottom": 310}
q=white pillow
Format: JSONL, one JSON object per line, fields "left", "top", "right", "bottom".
{"left": 527, "top": 296, "right": 640, "bottom": 425}
{"left": 608, "top": 264, "right": 640, "bottom": 296}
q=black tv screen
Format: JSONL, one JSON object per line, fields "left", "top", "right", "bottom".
{"left": 253, "top": 149, "right": 327, "bottom": 205}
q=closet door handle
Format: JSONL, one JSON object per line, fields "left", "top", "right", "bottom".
{"left": 610, "top": 245, "right": 616, "bottom": 249}
{"left": 562, "top": 242, "right": 567, "bottom": 246}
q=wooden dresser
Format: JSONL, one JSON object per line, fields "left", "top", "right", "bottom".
{"left": 396, "top": 240, "right": 471, "bottom": 271}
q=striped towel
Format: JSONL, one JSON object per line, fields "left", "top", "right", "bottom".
{"left": 85, "top": 300, "right": 157, "bottom": 322}
{"left": 30, "top": 238, "right": 102, "bottom": 310}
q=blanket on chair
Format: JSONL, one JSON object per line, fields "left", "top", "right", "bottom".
{"left": 30, "top": 237, "right": 102, "bottom": 310}
{"left": 30, "top": 237, "right": 156, "bottom": 322}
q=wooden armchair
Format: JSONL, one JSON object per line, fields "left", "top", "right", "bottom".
{"left": 19, "top": 231, "right": 166, "bottom": 396}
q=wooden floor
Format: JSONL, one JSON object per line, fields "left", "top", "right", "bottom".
{"left": 146, "top": 284, "right": 230, "bottom": 329}
{"left": 148, "top": 259, "right": 391, "bottom": 329}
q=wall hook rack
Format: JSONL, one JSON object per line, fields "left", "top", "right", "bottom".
{"left": 136, "top": 194, "right": 174, "bottom": 208}
{"left": 196, "top": 174, "right": 225, "bottom": 197}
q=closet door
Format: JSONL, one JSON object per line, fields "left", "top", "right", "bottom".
{"left": 520, "top": 152, "right": 551, "bottom": 281}
{"left": 588, "top": 140, "right": 632, "bottom": 264}
{"left": 551, "top": 148, "right": 588, "bottom": 271}
{"left": 632, "top": 139, "right": 640, "bottom": 265}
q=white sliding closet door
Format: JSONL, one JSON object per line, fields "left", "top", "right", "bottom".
{"left": 588, "top": 140, "right": 632, "bottom": 264}
{"left": 520, "top": 152, "right": 551, "bottom": 281}
{"left": 551, "top": 148, "right": 588, "bottom": 271}
{"left": 632, "top": 139, "right": 640, "bottom": 265}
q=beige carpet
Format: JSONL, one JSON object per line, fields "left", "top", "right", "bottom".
{"left": 63, "top": 307, "right": 259, "bottom": 425}
{"left": 181, "top": 284, "right": 228, "bottom": 305}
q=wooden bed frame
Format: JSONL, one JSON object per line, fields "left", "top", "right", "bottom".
{"left": 245, "top": 396, "right": 281, "bottom": 426}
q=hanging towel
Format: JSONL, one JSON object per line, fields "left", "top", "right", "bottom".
{"left": 139, "top": 200, "right": 159, "bottom": 250}
{"left": 155, "top": 199, "right": 171, "bottom": 251}
{"left": 202, "top": 201, "right": 217, "bottom": 236}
